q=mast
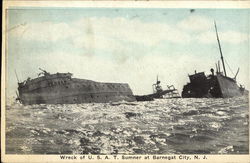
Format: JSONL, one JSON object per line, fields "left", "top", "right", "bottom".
{"left": 15, "top": 70, "right": 20, "bottom": 83}
{"left": 214, "top": 21, "right": 227, "bottom": 77}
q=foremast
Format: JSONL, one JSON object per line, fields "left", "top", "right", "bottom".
{"left": 214, "top": 21, "right": 227, "bottom": 77}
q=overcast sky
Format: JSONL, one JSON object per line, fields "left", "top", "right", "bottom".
{"left": 6, "top": 8, "right": 250, "bottom": 97}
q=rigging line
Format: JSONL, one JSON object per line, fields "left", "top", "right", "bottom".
{"left": 225, "top": 59, "right": 234, "bottom": 76}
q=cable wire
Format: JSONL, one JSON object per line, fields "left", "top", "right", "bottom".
{"left": 225, "top": 59, "right": 235, "bottom": 76}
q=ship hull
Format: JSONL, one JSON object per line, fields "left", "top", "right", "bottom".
{"left": 18, "top": 75, "right": 136, "bottom": 104}
{"left": 21, "top": 93, "right": 135, "bottom": 105}
{"left": 182, "top": 22, "right": 246, "bottom": 98}
{"left": 182, "top": 73, "right": 245, "bottom": 98}
{"left": 135, "top": 89, "right": 178, "bottom": 101}
{"left": 216, "top": 74, "right": 244, "bottom": 98}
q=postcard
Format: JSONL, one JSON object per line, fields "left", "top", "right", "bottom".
{"left": 1, "top": 1, "right": 250, "bottom": 162}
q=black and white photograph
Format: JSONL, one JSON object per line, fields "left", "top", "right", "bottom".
{"left": 2, "top": 1, "right": 249, "bottom": 162}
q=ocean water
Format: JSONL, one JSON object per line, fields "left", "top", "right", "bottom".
{"left": 6, "top": 96, "right": 249, "bottom": 154}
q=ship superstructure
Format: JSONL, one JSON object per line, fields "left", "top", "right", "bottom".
{"left": 135, "top": 76, "right": 180, "bottom": 101}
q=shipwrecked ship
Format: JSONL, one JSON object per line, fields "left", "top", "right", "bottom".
{"left": 182, "top": 22, "right": 246, "bottom": 98}
{"left": 16, "top": 68, "right": 136, "bottom": 104}
{"left": 135, "top": 76, "right": 180, "bottom": 101}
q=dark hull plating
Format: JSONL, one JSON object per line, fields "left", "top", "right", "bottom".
{"left": 217, "top": 74, "right": 244, "bottom": 98}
